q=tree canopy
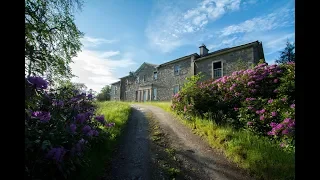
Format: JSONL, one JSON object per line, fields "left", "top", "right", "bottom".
{"left": 96, "top": 85, "right": 111, "bottom": 101}
{"left": 275, "top": 41, "right": 295, "bottom": 64}
{"left": 25, "top": 0, "right": 84, "bottom": 83}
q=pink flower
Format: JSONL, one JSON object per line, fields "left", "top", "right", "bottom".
{"left": 274, "top": 79, "right": 279, "bottom": 83}
{"left": 268, "top": 99, "right": 273, "bottom": 104}
{"left": 260, "top": 115, "right": 265, "bottom": 121}
{"left": 271, "top": 112, "right": 277, "bottom": 117}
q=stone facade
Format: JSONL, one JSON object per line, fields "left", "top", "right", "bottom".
{"left": 110, "top": 41, "right": 265, "bottom": 102}
{"left": 110, "top": 81, "right": 121, "bottom": 101}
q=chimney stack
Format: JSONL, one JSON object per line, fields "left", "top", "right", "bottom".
{"left": 199, "top": 44, "right": 209, "bottom": 56}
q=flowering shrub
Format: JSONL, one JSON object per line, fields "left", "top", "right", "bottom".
{"left": 172, "top": 62, "right": 295, "bottom": 149}
{"left": 25, "top": 77, "right": 115, "bottom": 179}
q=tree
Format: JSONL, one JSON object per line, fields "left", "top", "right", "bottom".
{"left": 96, "top": 85, "right": 111, "bottom": 101}
{"left": 275, "top": 41, "right": 295, "bottom": 64}
{"left": 25, "top": 0, "right": 84, "bottom": 83}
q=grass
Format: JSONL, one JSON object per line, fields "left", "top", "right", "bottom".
{"left": 144, "top": 101, "right": 295, "bottom": 180}
{"left": 75, "top": 101, "right": 131, "bottom": 180}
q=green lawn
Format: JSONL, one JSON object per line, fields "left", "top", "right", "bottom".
{"left": 144, "top": 101, "right": 295, "bottom": 180}
{"left": 75, "top": 101, "right": 131, "bottom": 180}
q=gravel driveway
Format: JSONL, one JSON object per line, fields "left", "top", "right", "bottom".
{"left": 103, "top": 104, "right": 255, "bottom": 180}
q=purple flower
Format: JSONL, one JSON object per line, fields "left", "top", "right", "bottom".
{"left": 31, "top": 111, "right": 51, "bottom": 123}
{"left": 281, "top": 97, "right": 287, "bottom": 102}
{"left": 260, "top": 115, "right": 265, "bottom": 121}
{"left": 53, "top": 100, "right": 64, "bottom": 106}
{"left": 274, "top": 79, "right": 279, "bottom": 83}
{"left": 87, "top": 94, "right": 93, "bottom": 99}
{"left": 273, "top": 89, "right": 278, "bottom": 93}
{"left": 267, "top": 131, "right": 276, "bottom": 136}
{"left": 46, "top": 147, "right": 66, "bottom": 163}
{"left": 87, "top": 130, "right": 94, "bottom": 137}
{"left": 268, "top": 99, "right": 273, "bottom": 104}
{"left": 95, "top": 115, "right": 105, "bottom": 124}
{"left": 270, "top": 122, "right": 277, "bottom": 128}
{"left": 76, "top": 113, "right": 87, "bottom": 124}
{"left": 247, "top": 81, "right": 255, "bottom": 86}
{"left": 271, "top": 112, "right": 277, "bottom": 117}
{"left": 70, "top": 124, "right": 77, "bottom": 133}
{"left": 92, "top": 130, "right": 99, "bottom": 136}
{"left": 250, "top": 89, "right": 257, "bottom": 93}
{"left": 71, "top": 139, "right": 87, "bottom": 156}
{"left": 82, "top": 125, "right": 91, "bottom": 134}
{"left": 290, "top": 104, "right": 295, "bottom": 108}
{"left": 282, "top": 129, "right": 289, "bottom": 135}
{"left": 27, "top": 76, "right": 48, "bottom": 89}
{"left": 247, "top": 122, "right": 253, "bottom": 126}
{"left": 106, "top": 122, "right": 115, "bottom": 127}
{"left": 234, "top": 107, "right": 239, "bottom": 111}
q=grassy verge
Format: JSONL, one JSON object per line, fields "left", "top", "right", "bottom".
{"left": 144, "top": 101, "right": 295, "bottom": 180}
{"left": 76, "top": 101, "right": 131, "bottom": 180}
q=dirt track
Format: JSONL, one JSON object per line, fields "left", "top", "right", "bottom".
{"left": 103, "top": 104, "right": 254, "bottom": 180}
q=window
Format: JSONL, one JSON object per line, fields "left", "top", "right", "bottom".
{"left": 174, "top": 65, "right": 180, "bottom": 75}
{"left": 173, "top": 85, "right": 179, "bottom": 95}
{"left": 153, "top": 88, "right": 157, "bottom": 100}
{"left": 136, "top": 76, "right": 140, "bottom": 84}
{"left": 126, "top": 79, "right": 129, "bottom": 85}
{"left": 153, "top": 72, "right": 158, "bottom": 80}
{"left": 143, "top": 75, "right": 146, "bottom": 83}
{"left": 212, "top": 61, "right": 223, "bottom": 79}
{"left": 114, "top": 86, "right": 117, "bottom": 95}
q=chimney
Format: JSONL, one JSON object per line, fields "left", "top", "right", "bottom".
{"left": 199, "top": 44, "right": 209, "bottom": 56}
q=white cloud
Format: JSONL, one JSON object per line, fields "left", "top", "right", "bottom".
{"left": 81, "top": 36, "right": 118, "bottom": 48}
{"left": 219, "top": 7, "right": 294, "bottom": 37}
{"left": 146, "top": 0, "right": 243, "bottom": 53}
{"left": 70, "top": 47, "right": 136, "bottom": 92}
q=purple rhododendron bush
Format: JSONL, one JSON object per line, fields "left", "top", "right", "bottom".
{"left": 171, "top": 62, "right": 295, "bottom": 149}
{"left": 25, "top": 77, "right": 115, "bottom": 179}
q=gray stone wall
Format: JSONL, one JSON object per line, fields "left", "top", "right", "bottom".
{"left": 110, "top": 82, "right": 121, "bottom": 101}
{"left": 194, "top": 46, "right": 256, "bottom": 81}
{"left": 153, "top": 57, "right": 193, "bottom": 101}
{"left": 120, "top": 63, "right": 157, "bottom": 101}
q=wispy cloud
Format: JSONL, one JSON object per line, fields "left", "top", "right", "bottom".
{"left": 219, "top": 7, "right": 294, "bottom": 37}
{"left": 71, "top": 36, "right": 136, "bottom": 92}
{"left": 146, "top": 0, "right": 243, "bottom": 53}
{"left": 81, "top": 36, "right": 118, "bottom": 48}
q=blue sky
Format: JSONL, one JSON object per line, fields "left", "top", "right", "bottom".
{"left": 71, "top": 0, "right": 295, "bottom": 92}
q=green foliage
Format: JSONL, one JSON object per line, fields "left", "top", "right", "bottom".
{"left": 25, "top": 0, "right": 83, "bottom": 82}
{"left": 25, "top": 77, "right": 113, "bottom": 180}
{"left": 96, "top": 85, "right": 111, "bottom": 102}
{"left": 171, "top": 62, "right": 295, "bottom": 150}
{"left": 275, "top": 41, "right": 295, "bottom": 64}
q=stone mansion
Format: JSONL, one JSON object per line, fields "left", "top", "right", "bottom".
{"left": 110, "top": 40, "right": 265, "bottom": 102}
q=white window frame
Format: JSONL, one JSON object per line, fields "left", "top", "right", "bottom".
{"left": 212, "top": 61, "right": 223, "bottom": 79}
{"left": 136, "top": 76, "right": 140, "bottom": 84}
{"left": 153, "top": 71, "right": 158, "bottom": 80}
{"left": 153, "top": 88, "right": 157, "bottom": 100}
{"left": 174, "top": 65, "right": 180, "bottom": 75}
{"left": 173, "top": 84, "right": 180, "bottom": 95}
